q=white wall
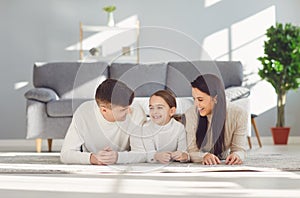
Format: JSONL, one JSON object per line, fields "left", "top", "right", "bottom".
{"left": 0, "top": 0, "right": 300, "bottom": 139}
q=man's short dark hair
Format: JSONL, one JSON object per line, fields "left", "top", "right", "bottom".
{"left": 95, "top": 79, "right": 134, "bottom": 107}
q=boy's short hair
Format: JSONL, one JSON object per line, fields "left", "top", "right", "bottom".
{"left": 95, "top": 79, "right": 134, "bottom": 107}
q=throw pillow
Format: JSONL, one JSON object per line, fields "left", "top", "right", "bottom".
{"left": 225, "top": 86, "right": 250, "bottom": 102}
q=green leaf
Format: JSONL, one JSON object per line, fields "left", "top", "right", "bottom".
{"left": 103, "top": 5, "right": 116, "bottom": 13}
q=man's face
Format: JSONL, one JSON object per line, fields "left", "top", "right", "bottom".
{"left": 100, "top": 103, "right": 130, "bottom": 122}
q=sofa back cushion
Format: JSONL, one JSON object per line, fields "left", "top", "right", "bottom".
{"left": 215, "top": 61, "right": 243, "bottom": 88}
{"left": 110, "top": 63, "right": 167, "bottom": 97}
{"left": 33, "top": 62, "right": 109, "bottom": 99}
{"left": 166, "top": 61, "right": 243, "bottom": 97}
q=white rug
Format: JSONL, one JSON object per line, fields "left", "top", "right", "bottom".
{"left": 243, "top": 146, "right": 300, "bottom": 171}
{"left": 0, "top": 146, "right": 299, "bottom": 174}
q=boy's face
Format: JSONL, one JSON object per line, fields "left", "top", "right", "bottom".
{"left": 149, "top": 95, "right": 175, "bottom": 126}
{"left": 100, "top": 103, "right": 130, "bottom": 122}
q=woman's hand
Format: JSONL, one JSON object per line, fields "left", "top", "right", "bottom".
{"left": 202, "top": 153, "right": 221, "bottom": 165}
{"left": 154, "top": 152, "right": 172, "bottom": 164}
{"left": 225, "top": 153, "right": 242, "bottom": 165}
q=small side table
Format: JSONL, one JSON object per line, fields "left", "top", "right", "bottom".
{"left": 247, "top": 114, "right": 263, "bottom": 149}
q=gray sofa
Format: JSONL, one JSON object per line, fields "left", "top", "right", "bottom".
{"left": 25, "top": 61, "right": 250, "bottom": 152}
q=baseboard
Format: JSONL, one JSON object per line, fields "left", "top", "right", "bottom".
{"left": 0, "top": 139, "right": 64, "bottom": 152}
{"left": 248, "top": 136, "right": 300, "bottom": 146}
{"left": 0, "top": 137, "right": 299, "bottom": 152}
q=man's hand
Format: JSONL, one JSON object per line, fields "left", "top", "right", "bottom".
{"left": 225, "top": 153, "right": 242, "bottom": 165}
{"left": 90, "top": 153, "right": 104, "bottom": 165}
{"left": 171, "top": 151, "right": 189, "bottom": 162}
{"left": 202, "top": 153, "right": 221, "bottom": 165}
{"left": 90, "top": 146, "right": 118, "bottom": 165}
{"left": 154, "top": 152, "right": 172, "bottom": 164}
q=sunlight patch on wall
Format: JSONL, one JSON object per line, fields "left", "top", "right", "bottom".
{"left": 203, "top": 6, "right": 277, "bottom": 115}
{"left": 250, "top": 81, "right": 277, "bottom": 115}
{"left": 230, "top": 6, "right": 276, "bottom": 115}
{"left": 202, "top": 28, "right": 229, "bottom": 60}
{"left": 14, "top": 81, "right": 28, "bottom": 90}
{"left": 231, "top": 37, "right": 265, "bottom": 73}
{"left": 231, "top": 6, "right": 275, "bottom": 51}
{"left": 230, "top": 6, "right": 275, "bottom": 73}
{"left": 204, "top": 0, "right": 222, "bottom": 8}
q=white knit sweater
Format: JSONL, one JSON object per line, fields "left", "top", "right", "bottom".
{"left": 130, "top": 118, "right": 187, "bottom": 162}
{"left": 60, "top": 100, "right": 146, "bottom": 164}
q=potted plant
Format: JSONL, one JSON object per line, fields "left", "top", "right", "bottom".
{"left": 103, "top": 5, "right": 116, "bottom": 27}
{"left": 258, "top": 23, "right": 300, "bottom": 144}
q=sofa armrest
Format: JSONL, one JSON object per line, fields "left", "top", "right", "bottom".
{"left": 24, "top": 88, "right": 59, "bottom": 102}
{"left": 231, "top": 97, "right": 251, "bottom": 137}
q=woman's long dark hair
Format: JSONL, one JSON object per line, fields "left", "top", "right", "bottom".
{"left": 191, "top": 74, "right": 226, "bottom": 158}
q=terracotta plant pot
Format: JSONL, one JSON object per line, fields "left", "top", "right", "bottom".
{"left": 271, "top": 127, "right": 290, "bottom": 145}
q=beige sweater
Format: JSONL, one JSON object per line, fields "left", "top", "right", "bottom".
{"left": 185, "top": 103, "right": 248, "bottom": 162}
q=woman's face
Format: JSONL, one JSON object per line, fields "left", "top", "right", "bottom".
{"left": 192, "top": 87, "right": 216, "bottom": 117}
{"left": 149, "top": 95, "right": 176, "bottom": 126}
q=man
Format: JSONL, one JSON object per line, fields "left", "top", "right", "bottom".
{"left": 60, "top": 79, "right": 147, "bottom": 165}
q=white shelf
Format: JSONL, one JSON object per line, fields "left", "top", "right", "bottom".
{"left": 86, "top": 54, "right": 138, "bottom": 64}
{"left": 78, "top": 15, "right": 140, "bottom": 63}
{"left": 82, "top": 25, "right": 138, "bottom": 32}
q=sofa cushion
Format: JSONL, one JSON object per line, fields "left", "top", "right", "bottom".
{"left": 215, "top": 61, "right": 243, "bottom": 88}
{"left": 25, "top": 88, "right": 58, "bottom": 102}
{"left": 47, "top": 99, "right": 92, "bottom": 117}
{"left": 166, "top": 61, "right": 243, "bottom": 97}
{"left": 34, "top": 61, "right": 109, "bottom": 99}
{"left": 110, "top": 63, "right": 167, "bottom": 97}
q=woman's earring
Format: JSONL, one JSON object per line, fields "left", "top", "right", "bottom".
{"left": 214, "top": 95, "right": 218, "bottom": 104}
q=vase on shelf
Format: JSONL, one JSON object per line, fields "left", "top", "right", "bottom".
{"left": 107, "top": 12, "right": 115, "bottom": 27}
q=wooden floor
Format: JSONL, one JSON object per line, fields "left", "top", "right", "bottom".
{"left": 0, "top": 138, "right": 300, "bottom": 197}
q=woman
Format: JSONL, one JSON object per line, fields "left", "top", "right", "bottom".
{"left": 184, "top": 74, "right": 247, "bottom": 165}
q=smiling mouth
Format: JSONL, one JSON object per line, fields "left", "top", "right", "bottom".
{"left": 152, "top": 115, "right": 161, "bottom": 119}
{"left": 198, "top": 107, "right": 204, "bottom": 112}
